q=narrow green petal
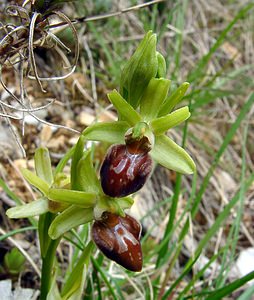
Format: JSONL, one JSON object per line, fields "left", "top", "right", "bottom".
{"left": 82, "top": 121, "right": 129, "bottom": 144}
{"left": 48, "top": 188, "right": 96, "bottom": 207}
{"left": 21, "top": 168, "right": 49, "bottom": 195}
{"left": 76, "top": 151, "right": 101, "bottom": 194}
{"left": 107, "top": 90, "right": 141, "bottom": 126}
{"left": 158, "top": 82, "right": 190, "bottom": 116}
{"left": 140, "top": 78, "right": 171, "bottom": 121}
{"left": 151, "top": 106, "right": 190, "bottom": 135}
{"left": 34, "top": 147, "right": 53, "bottom": 185}
{"left": 151, "top": 135, "right": 196, "bottom": 174}
{"left": 6, "top": 198, "right": 48, "bottom": 218}
{"left": 48, "top": 205, "right": 93, "bottom": 239}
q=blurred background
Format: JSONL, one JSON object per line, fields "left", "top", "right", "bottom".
{"left": 0, "top": 0, "right": 254, "bottom": 299}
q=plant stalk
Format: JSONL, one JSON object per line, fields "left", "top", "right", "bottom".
{"left": 40, "top": 238, "right": 60, "bottom": 300}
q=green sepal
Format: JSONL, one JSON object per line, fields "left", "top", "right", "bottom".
{"left": 120, "top": 31, "right": 158, "bottom": 108}
{"left": 151, "top": 106, "right": 190, "bottom": 135}
{"left": 158, "top": 82, "right": 190, "bottom": 116}
{"left": 82, "top": 121, "right": 129, "bottom": 144}
{"left": 71, "top": 136, "right": 85, "bottom": 190}
{"left": 61, "top": 242, "right": 93, "bottom": 300}
{"left": 140, "top": 78, "right": 171, "bottom": 121}
{"left": 34, "top": 147, "right": 54, "bottom": 185}
{"left": 21, "top": 168, "right": 50, "bottom": 195}
{"left": 107, "top": 90, "right": 141, "bottom": 125}
{"left": 6, "top": 198, "right": 48, "bottom": 218}
{"left": 48, "top": 188, "right": 97, "bottom": 207}
{"left": 48, "top": 205, "right": 93, "bottom": 239}
{"left": 151, "top": 135, "right": 196, "bottom": 174}
{"left": 76, "top": 151, "right": 101, "bottom": 194}
{"left": 156, "top": 51, "right": 167, "bottom": 78}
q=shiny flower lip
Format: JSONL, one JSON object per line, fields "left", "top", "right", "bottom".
{"left": 100, "top": 144, "right": 153, "bottom": 198}
{"left": 92, "top": 212, "right": 142, "bottom": 272}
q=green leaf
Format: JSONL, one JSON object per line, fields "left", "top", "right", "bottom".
{"left": 140, "top": 78, "right": 171, "bottom": 121}
{"left": 4, "top": 248, "right": 26, "bottom": 275}
{"left": 107, "top": 90, "right": 141, "bottom": 126}
{"left": 76, "top": 151, "right": 101, "bottom": 194}
{"left": 158, "top": 82, "right": 189, "bottom": 116}
{"left": 48, "top": 205, "right": 93, "bottom": 239}
{"left": 48, "top": 188, "right": 96, "bottom": 207}
{"left": 0, "top": 226, "right": 36, "bottom": 242}
{"left": 238, "top": 284, "right": 254, "bottom": 300}
{"left": 61, "top": 242, "right": 93, "bottom": 300}
{"left": 71, "top": 136, "right": 85, "bottom": 190}
{"left": 91, "top": 257, "right": 119, "bottom": 300}
{"left": 21, "top": 168, "right": 50, "bottom": 195}
{"left": 151, "top": 106, "right": 190, "bottom": 135}
{"left": 34, "top": 147, "right": 53, "bottom": 185}
{"left": 204, "top": 271, "right": 254, "bottom": 300}
{"left": 54, "top": 146, "right": 75, "bottom": 176}
{"left": 82, "top": 121, "right": 129, "bottom": 144}
{"left": 151, "top": 135, "right": 196, "bottom": 174}
{"left": 67, "top": 267, "right": 86, "bottom": 300}
{"left": 6, "top": 198, "right": 48, "bottom": 218}
{"left": 0, "top": 178, "right": 23, "bottom": 206}
{"left": 45, "top": 266, "right": 62, "bottom": 300}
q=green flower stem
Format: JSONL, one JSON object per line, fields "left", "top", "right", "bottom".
{"left": 40, "top": 237, "right": 60, "bottom": 300}
{"left": 39, "top": 212, "right": 60, "bottom": 300}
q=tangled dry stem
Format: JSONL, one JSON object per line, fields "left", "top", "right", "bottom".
{"left": 0, "top": 2, "right": 80, "bottom": 156}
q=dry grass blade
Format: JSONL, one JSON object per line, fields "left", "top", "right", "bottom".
{"left": 48, "top": 0, "right": 166, "bottom": 28}
{"left": 28, "top": 12, "right": 46, "bottom": 92}
{"left": 28, "top": 10, "right": 80, "bottom": 82}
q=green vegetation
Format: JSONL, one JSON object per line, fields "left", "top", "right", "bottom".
{"left": 1, "top": 0, "right": 254, "bottom": 299}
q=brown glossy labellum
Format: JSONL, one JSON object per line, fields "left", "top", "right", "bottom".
{"left": 100, "top": 144, "right": 152, "bottom": 197}
{"left": 92, "top": 212, "right": 142, "bottom": 272}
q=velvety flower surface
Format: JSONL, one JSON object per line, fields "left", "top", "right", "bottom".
{"left": 92, "top": 212, "right": 142, "bottom": 272}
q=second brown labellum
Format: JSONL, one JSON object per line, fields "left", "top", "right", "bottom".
{"left": 92, "top": 212, "right": 142, "bottom": 272}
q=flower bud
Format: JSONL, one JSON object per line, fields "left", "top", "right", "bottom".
{"left": 100, "top": 144, "right": 152, "bottom": 197}
{"left": 156, "top": 51, "right": 167, "bottom": 78}
{"left": 92, "top": 212, "right": 142, "bottom": 272}
{"left": 120, "top": 31, "right": 158, "bottom": 108}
